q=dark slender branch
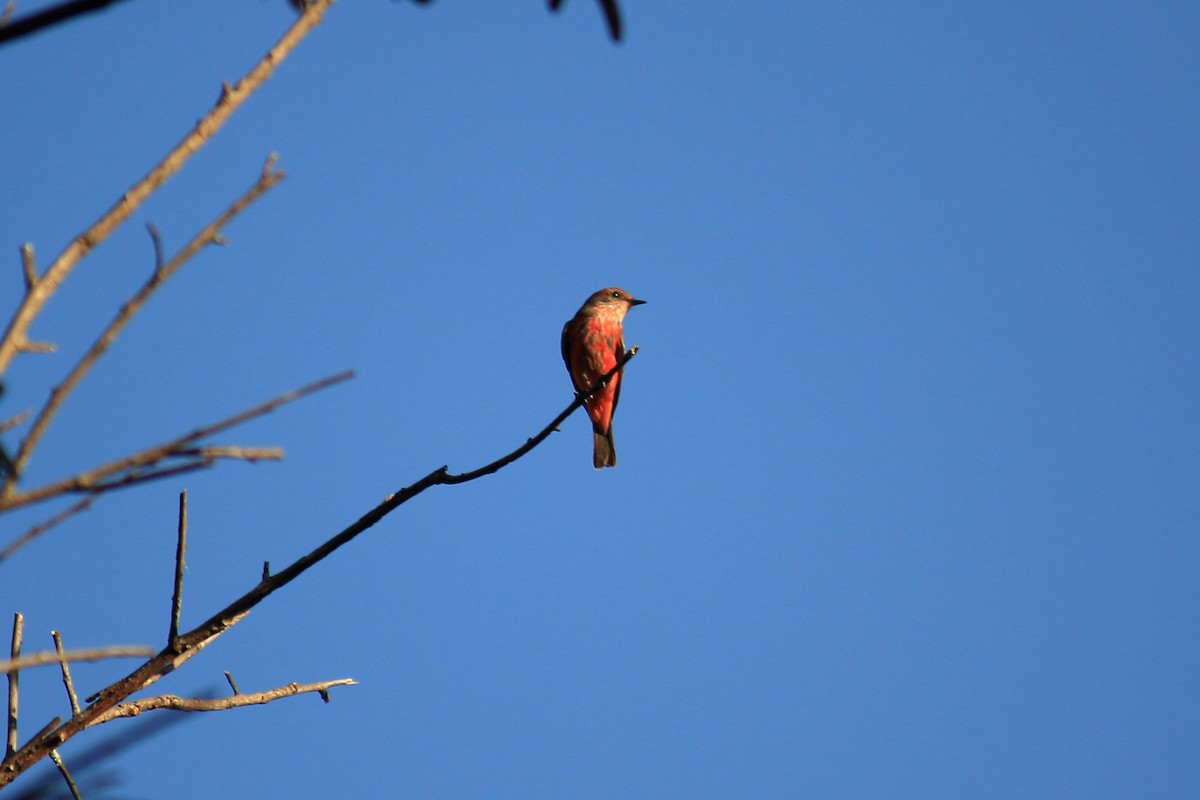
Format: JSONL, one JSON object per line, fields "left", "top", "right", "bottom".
{"left": 547, "top": 0, "right": 623, "bottom": 41}
{"left": 0, "top": 497, "right": 95, "bottom": 564}
{"left": 445, "top": 346, "right": 638, "bottom": 483}
{"left": 0, "top": 350, "right": 639, "bottom": 786}
{"left": 19, "top": 244, "right": 36, "bottom": 293}
{"left": 0, "top": 0, "right": 131, "bottom": 47}
{"left": 168, "top": 491, "right": 187, "bottom": 649}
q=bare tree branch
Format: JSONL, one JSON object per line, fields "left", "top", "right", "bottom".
{"left": 51, "top": 632, "right": 81, "bottom": 716}
{"left": 48, "top": 749, "right": 83, "bottom": 800}
{"left": 547, "top": 0, "right": 623, "bottom": 41}
{"left": 168, "top": 492, "right": 187, "bottom": 649}
{"left": 0, "top": 409, "right": 30, "bottom": 435}
{"left": 92, "top": 679, "right": 357, "bottom": 724}
{"left": 0, "top": 0, "right": 332, "bottom": 378}
{"left": 3, "top": 155, "right": 286, "bottom": 491}
{"left": 0, "top": 0, "right": 131, "bottom": 47}
{"left": 0, "top": 348, "right": 639, "bottom": 787}
{"left": 0, "top": 370, "right": 351, "bottom": 518}
{"left": 0, "top": 498, "right": 94, "bottom": 564}
{"left": 5, "top": 612, "right": 21, "bottom": 759}
{"left": 18, "top": 245, "right": 36, "bottom": 294}
{"left": 0, "top": 646, "right": 155, "bottom": 675}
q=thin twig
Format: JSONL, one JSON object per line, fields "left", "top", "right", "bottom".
{"left": 19, "top": 244, "right": 36, "bottom": 293}
{"left": 4, "top": 155, "right": 287, "bottom": 494}
{"left": 51, "top": 632, "right": 81, "bottom": 716}
{"left": 146, "top": 223, "right": 165, "bottom": 273}
{"left": 0, "top": 351, "right": 638, "bottom": 786}
{"left": 0, "top": 370, "right": 351, "bottom": 514}
{"left": 49, "top": 749, "right": 83, "bottom": 800}
{"left": 92, "top": 678, "right": 357, "bottom": 724}
{"left": 547, "top": 0, "right": 623, "bottom": 41}
{"left": 5, "top": 612, "right": 21, "bottom": 759}
{"left": 0, "top": 496, "right": 94, "bottom": 564}
{"left": 0, "top": 0, "right": 333, "bottom": 378}
{"left": 20, "top": 716, "right": 61, "bottom": 752}
{"left": 0, "top": 0, "right": 130, "bottom": 46}
{"left": 0, "top": 409, "right": 30, "bottom": 434}
{"left": 169, "top": 492, "right": 187, "bottom": 649}
{"left": 0, "top": 645, "right": 155, "bottom": 674}
{"left": 223, "top": 672, "right": 241, "bottom": 695}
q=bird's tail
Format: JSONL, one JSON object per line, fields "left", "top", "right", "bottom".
{"left": 592, "top": 426, "right": 616, "bottom": 468}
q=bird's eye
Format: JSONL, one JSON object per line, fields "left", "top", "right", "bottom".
{"left": 611, "top": 291, "right": 621, "bottom": 298}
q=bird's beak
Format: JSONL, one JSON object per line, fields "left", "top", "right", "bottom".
{"left": 629, "top": 297, "right": 647, "bottom": 306}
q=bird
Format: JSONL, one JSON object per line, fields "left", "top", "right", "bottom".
{"left": 561, "top": 287, "right": 645, "bottom": 468}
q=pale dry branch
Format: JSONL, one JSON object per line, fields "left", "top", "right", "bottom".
{"left": 4, "top": 155, "right": 286, "bottom": 492}
{"left": 5, "top": 612, "right": 21, "bottom": 759}
{"left": 92, "top": 679, "right": 357, "bottom": 724}
{"left": 0, "top": 0, "right": 332, "bottom": 377}
{"left": 0, "top": 645, "right": 155, "bottom": 675}
{"left": 51, "top": 632, "right": 82, "bottom": 716}
{"left": 0, "top": 352, "right": 640, "bottom": 786}
{"left": 0, "top": 497, "right": 94, "bottom": 564}
{"left": 0, "top": 370, "right": 351, "bottom": 518}
{"left": 49, "top": 748, "right": 83, "bottom": 800}
{"left": 0, "top": 409, "right": 30, "bottom": 435}
{"left": 18, "top": 715, "right": 60, "bottom": 754}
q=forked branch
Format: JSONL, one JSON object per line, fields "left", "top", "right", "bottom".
{"left": 0, "top": 348, "right": 639, "bottom": 787}
{"left": 92, "top": 679, "right": 358, "bottom": 724}
{"left": 3, "top": 155, "right": 286, "bottom": 496}
{"left": 0, "top": 0, "right": 332, "bottom": 378}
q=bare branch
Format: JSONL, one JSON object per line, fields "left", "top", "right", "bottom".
{"left": 168, "top": 492, "right": 187, "bottom": 649}
{"left": 0, "top": 409, "right": 29, "bottom": 435}
{"left": 4, "top": 156, "right": 287, "bottom": 491}
{"left": 14, "top": 339, "right": 55, "bottom": 354}
{"left": 19, "top": 244, "right": 36, "bottom": 292}
{"left": 146, "top": 222, "right": 165, "bottom": 274}
{"left": 0, "top": 0, "right": 333, "bottom": 378}
{"left": 0, "top": 0, "right": 131, "bottom": 47}
{"left": 223, "top": 672, "right": 241, "bottom": 695}
{"left": 547, "top": 0, "right": 624, "bottom": 41}
{"left": 0, "top": 352, "right": 638, "bottom": 786}
{"left": 0, "top": 370, "right": 351, "bottom": 515}
{"left": 51, "top": 632, "right": 81, "bottom": 716}
{"left": 5, "top": 612, "right": 21, "bottom": 759}
{"left": 49, "top": 749, "right": 83, "bottom": 800}
{"left": 19, "top": 715, "right": 61, "bottom": 752}
{"left": 0, "top": 645, "right": 155, "bottom": 675}
{"left": 92, "top": 679, "right": 356, "bottom": 724}
{"left": 0, "top": 497, "right": 94, "bottom": 564}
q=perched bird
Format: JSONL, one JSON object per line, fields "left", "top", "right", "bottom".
{"left": 561, "top": 287, "right": 645, "bottom": 468}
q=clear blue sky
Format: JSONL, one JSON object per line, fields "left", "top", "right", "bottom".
{"left": 2, "top": 2, "right": 1198, "bottom": 797}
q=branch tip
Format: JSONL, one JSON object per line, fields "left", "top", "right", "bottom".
{"left": 19, "top": 243, "right": 36, "bottom": 291}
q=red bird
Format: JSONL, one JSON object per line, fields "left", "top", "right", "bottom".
{"left": 561, "top": 287, "right": 646, "bottom": 468}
